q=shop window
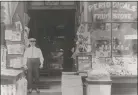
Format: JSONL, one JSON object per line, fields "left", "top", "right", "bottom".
{"left": 90, "top": 1, "right": 137, "bottom": 58}
{"left": 112, "top": 22, "right": 137, "bottom": 57}
{"left": 91, "top": 22, "right": 111, "bottom": 58}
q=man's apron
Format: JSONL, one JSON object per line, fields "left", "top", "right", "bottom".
{"left": 27, "top": 58, "right": 40, "bottom": 89}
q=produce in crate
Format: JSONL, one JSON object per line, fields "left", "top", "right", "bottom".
{"left": 88, "top": 68, "right": 110, "bottom": 80}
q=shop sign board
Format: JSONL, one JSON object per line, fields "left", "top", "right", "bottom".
{"left": 125, "top": 35, "right": 137, "bottom": 39}
{"left": 45, "top": 1, "right": 59, "bottom": 5}
{"left": 88, "top": 2, "right": 137, "bottom": 22}
{"left": 112, "top": 2, "right": 137, "bottom": 22}
{"left": 44, "top": 1, "right": 74, "bottom": 5}
{"left": 88, "top": 2, "right": 111, "bottom": 22}
{"left": 76, "top": 53, "right": 92, "bottom": 72}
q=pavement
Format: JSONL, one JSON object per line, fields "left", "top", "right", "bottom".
{"left": 28, "top": 76, "right": 61, "bottom": 95}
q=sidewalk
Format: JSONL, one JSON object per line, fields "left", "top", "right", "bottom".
{"left": 28, "top": 76, "right": 61, "bottom": 95}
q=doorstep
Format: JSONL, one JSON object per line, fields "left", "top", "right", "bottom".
{"left": 28, "top": 91, "right": 61, "bottom": 95}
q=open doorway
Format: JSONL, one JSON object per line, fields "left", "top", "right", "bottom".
{"left": 28, "top": 9, "right": 76, "bottom": 76}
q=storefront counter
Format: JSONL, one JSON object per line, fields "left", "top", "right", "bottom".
{"left": 82, "top": 75, "right": 137, "bottom": 95}
{"left": 111, "top": 75, "right": 137, "bottom": 95}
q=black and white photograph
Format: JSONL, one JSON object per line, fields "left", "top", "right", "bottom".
{"left": 1, "top": 1, "right": 137, "bottom": 95}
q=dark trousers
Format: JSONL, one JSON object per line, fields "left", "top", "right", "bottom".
{"left": 27, "top": 58, "right": 40, "bottom": 89}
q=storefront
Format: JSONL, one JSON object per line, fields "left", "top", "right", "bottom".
{"left": 74, "top": 1, "right": 137, "bottom": 95}
{"left": 1, "top": 1, "right": 137, "bottom": 95}
{"left": 27, "top": 1, "right": 79, "bottom": 75}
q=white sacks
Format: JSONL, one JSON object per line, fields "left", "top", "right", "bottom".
{"left": 62, "top": 74, "right": 83, "bottom": 95}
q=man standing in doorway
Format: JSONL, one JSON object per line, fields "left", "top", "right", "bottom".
{"left": 23, "top": 38, "right": 44, "bottom": 93}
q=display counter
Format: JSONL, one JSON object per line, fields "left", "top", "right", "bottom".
{"left": 82, "top": 74, "right": 137, "bottom": 95}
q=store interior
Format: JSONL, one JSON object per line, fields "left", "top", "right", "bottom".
{"left": 28, "top": 9, "right": 76, "bottom": 76}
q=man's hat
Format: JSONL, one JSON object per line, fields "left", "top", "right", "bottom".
{"left": 29, "top": 38, "right": 36, "bottom": 41}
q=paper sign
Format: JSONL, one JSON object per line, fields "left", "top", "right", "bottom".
{"left": 77, "top": 53, "right": 92, "bottom": 71}
{"left": 11, "top": 31, "right": 21, "bottom": 41}
{"left": 7, "top": 44, "right": 24, "bottom": 54}
{"left": 125, "top": 35, "right": 137, "bottom": 39}
{"left": 5, "top": 30, "right": 12, "bottom": 40}
{"left": 10, "top": 57, "right": 23, "bottom": 68}
{"left": 5, "top": 30, "right": 21, "bottom": 41}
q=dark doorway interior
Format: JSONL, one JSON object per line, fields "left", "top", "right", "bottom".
{"left": 28, "top": 10, "right": 76, "bottom": 75}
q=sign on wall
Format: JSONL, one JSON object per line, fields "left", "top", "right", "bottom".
{"left": 88, "top": 2, "right": 137, "bottom": 22}
{"left": 7, "top": 44, "right": 24, "bottom": 54}
{"left": 77, "top": 53, "right": 92, "bottom": 72}
{"left": 88, "top": 2, "right": 111, "bottom": 22}
{"left": 112, "top": 2, "right": 137, "bottom": 22}
{"left": 5, "top": 30, "right": 21, "bottom": 41}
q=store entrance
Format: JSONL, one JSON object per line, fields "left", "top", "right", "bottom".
{"left": 28, "top": 10, "right": 76, "bottom": 76}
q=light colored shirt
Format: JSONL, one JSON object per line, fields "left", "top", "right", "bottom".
{"left": 23, "top": 46, "right": 44, "bottom": 65}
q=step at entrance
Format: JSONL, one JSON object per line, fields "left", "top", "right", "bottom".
{"left": 37, "top": 81, "right": 50, "bottom": 89}
{"left": 38, "top": 76, "right": 61, "bottom": 89}
{"left": 28, "top": 92, "right": 61, "bottom": 95}
{"left": 40, "top": 69, "right": 62, "bottom": 76}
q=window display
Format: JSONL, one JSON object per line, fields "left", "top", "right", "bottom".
{"left": 112, "top": 23, "right": 137, "bottom": 56}
{"left": 91, "top": 23, "right": 111, "bottom": 58}
{"left": 89, "top": 1, "right": 137, "bottom": 76}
